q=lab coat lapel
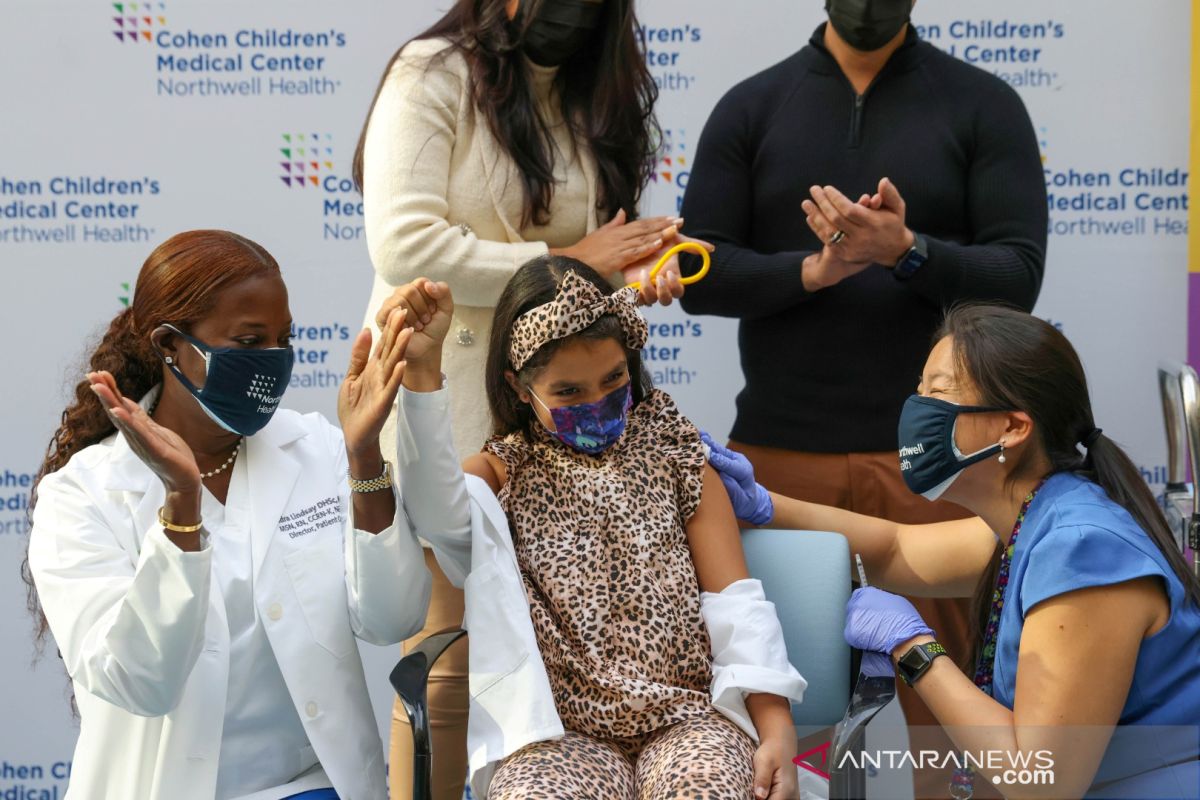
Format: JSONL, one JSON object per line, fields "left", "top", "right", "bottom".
{"left": 243, "top": 413, "right": 307, "bottom": 581}
{"left": 103, "top": 385, "right": 161, "bottom": 496}
{"left": 101, "top": 397, "right": 170, "bottom": 554}
{"left": 104, "top": 432, "right": 169, "bottom": 553}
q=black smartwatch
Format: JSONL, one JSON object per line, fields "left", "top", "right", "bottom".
{"left": 891, "top": 231, "right": 928, "bottom": 281}
{"left": 896, "top": 640, "right": 947, "bottom": 686}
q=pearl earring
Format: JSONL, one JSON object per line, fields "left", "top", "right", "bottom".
{"left": 998, "top": 442, "right": 1006, "bottom": 464}
{"left": 164, "top": 356, "right": 174, "bottom": 364}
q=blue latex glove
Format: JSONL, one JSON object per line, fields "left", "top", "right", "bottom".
{"left": 699, "top": 431, "right": 774, "bottom": 525}
{"left": 844, "top": 587, "right": 935, "bottom": 657}
{"left": 858, "top": 650, "right": 895, "bottom": 679}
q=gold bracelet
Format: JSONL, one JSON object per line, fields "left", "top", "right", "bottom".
{"left": 158, "top": 506, "right": 203, "bottom": 533}
{"left": 348, "top": 460, "right": 392, "bottom": 493}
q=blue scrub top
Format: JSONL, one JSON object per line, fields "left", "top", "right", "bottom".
{"left": 991, "top": 472, "right": 1200, "bottom": 798}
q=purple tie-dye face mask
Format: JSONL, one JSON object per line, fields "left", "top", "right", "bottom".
{"left": 530, "top": 382, "right": 633, "bottom": 454}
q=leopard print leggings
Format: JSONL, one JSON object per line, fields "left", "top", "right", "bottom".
{"left": 488, "top": 710, "right": 755, "bottom": 799}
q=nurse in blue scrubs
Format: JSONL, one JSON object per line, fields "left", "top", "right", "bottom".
{"left": 712, "top": 304, "right": 1200, "bottom": 798}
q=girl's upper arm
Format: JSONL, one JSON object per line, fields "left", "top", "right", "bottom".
{"left": 463, "top": 452, "right": 506, "bottom": 495}
{"left": 686, "top": 464, "right": 751, "bottom": 593}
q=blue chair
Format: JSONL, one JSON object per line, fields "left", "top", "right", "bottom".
{"left": 741, "top": 529, "right": 894, "bottom": 799}
{"left": 740, "top": 529, "right": 852, "bottom": 728}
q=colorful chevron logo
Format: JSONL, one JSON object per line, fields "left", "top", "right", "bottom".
{"left": 112, "top": 2, "right": 167, "bottom": 43}
{"left": 652, "top": 128, "right": 687, "bottom": 183}
{"left": 279, "top": 132, "right": 335, "bottom": 188}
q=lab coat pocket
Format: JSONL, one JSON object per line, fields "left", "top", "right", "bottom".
{"left": 463, "top": 561, "right": 530, "bottom": 699}
{"left": 283, "top": 535, "right": 356, "bottom": 659}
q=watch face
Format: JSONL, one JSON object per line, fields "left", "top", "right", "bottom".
{"left": 894, "top": 241, "right": 927, "bottom": 280}
{"left": 898, "top": 644, "right": 930, "bottom": 681}
{"left": 911, "top": 232, "right": 928, "bottom": 259}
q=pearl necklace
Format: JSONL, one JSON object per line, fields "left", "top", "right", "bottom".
{"left": 200, "top": 438, "right": 243, "bottom": 479}
{"left": 143, "top": 397, "right": 242, "bottom": 480}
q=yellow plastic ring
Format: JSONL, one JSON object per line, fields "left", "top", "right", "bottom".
{"left": 625, "top": 241, "right": 711, "bottom": 290}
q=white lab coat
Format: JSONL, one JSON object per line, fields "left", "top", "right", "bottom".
{"left": 394, "top": 386, "right": 808, "bottom": 799}
{"left": 28, "top": 390, "right": 433, "bottom": 800}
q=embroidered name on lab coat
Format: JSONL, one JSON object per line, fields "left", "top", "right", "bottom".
{"left": 279, "top": 496, "right": 342, "bottom": 539}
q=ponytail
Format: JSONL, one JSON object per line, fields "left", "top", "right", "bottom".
{"left": 1082, "top": 432, "right": 1200, "bottom": 609}
{"left": 22, "top": 306, "right": 162, "bottom": 650}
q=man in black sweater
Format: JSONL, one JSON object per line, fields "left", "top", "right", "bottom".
{"left": 681, "top": 3, "right": 1045, "bottom": 796}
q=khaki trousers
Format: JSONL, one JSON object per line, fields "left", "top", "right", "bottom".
{"left": 389, "top": 550, "right": 469, "bottom": 800}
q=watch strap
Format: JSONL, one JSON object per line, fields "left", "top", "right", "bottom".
{"left": 892, "top": 232, "right": 928, "bottom": 281}
{"left": 348, "top": 460, "right": 393, "bottom": 493}
{"left": 898, "top": 640, "right": 947, "bottom": 686}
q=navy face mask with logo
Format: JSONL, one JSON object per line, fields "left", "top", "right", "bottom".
{"left": 160, "top": 324, "right": 294, "bottom": 436}
{"left": 897, "top": 395, "right": 1007, "bottom": 501}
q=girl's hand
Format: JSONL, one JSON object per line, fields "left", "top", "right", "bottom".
{"left": 553, "top": 209, "right": 683, "bottom": 278}
{"left": 89, "top": 370, "right": 201, "bottom": 495}
{"left": 338, "top": 309, "right": 413, "bottom": 457}
{"left": 753, "top": 734, "right": 800, "bottom": 799}
{"left": 373, "top": 278, "right": 454, "bottom": 365}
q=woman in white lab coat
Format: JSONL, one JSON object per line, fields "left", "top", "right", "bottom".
{"left": 24, "top": 230, "right": 432, "bottom": 800}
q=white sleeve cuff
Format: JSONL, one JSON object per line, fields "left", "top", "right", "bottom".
{"left": 344, "top": 487, "right": 432, "bottom": 645}
{"left": 701, "top": 578, "right": 808, "bottom": 743}
{"left": 400, "top": 377, "right": 449, "bottom": 407}
{"left": 143, "top": 522, "right": 212, "bottom": 562}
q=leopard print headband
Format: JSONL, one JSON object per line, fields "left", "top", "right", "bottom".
{"left": 509, "top": 270, "right": 649, "bottom": 370}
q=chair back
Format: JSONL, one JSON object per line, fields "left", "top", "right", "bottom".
{"left": 740, "top": 529, "right": 852, "bottom": 728}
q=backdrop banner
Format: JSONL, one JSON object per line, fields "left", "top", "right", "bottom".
{"left": 0, "top": 2, "right": 1191, "bottom": 795}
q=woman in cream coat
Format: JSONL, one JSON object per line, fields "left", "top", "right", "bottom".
{"left": 353, "top": 1, "right": 704, "bottom": 795}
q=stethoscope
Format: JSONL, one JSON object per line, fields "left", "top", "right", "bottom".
{"left": 623, "top": 241, "right": 711, "bottom": 290}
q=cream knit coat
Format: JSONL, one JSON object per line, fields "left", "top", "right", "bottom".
{"left": 361, "top": 37, "right": 599, "bottom": 461}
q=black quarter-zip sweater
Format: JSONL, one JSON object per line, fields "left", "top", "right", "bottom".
{"left": 679, "top": 24, "right": 1047, "bottom": 453}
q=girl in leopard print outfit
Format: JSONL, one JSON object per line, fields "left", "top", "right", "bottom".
{"left": 391, "top": 258, "right": 807, "bottom": 799}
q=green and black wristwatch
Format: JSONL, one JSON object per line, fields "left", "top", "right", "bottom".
{"left": 891, "top": 231, "right": 928, "bottom": 281}
{"left": 896, "top": 640, "right": 948, "bottom": 686}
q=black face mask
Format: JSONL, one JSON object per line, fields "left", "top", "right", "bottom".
{"left": 522, "top": 0, "right": 604, "bottom": 67}
{"left": 825, "top": 0, "right": 911, "bottom": 52}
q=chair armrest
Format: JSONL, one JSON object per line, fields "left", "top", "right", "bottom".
{"left": 389, "top": 626, "right": 468, "bottom": 758}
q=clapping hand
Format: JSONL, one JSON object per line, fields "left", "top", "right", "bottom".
{"left": 801, "top": 177, "right": 914, "bottom": 267}
{"left": 89, "top": 370, "right": 201, "bottom": 495}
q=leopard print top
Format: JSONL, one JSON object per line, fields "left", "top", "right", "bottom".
{"left": 485, "top": 388, "right": 713, "bottom": 738}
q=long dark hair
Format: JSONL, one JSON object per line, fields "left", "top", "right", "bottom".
{"left": 486, "top": 255, "right": 652, "bottom": 437}
{"left": 23, "top": 230, "right": 280, "bottom": 654}
{"left": 941, "top": 304, "right": 1200, "bottom": 670}
{"left": 352, "top": 0, "right": 660, "bottom": 227}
